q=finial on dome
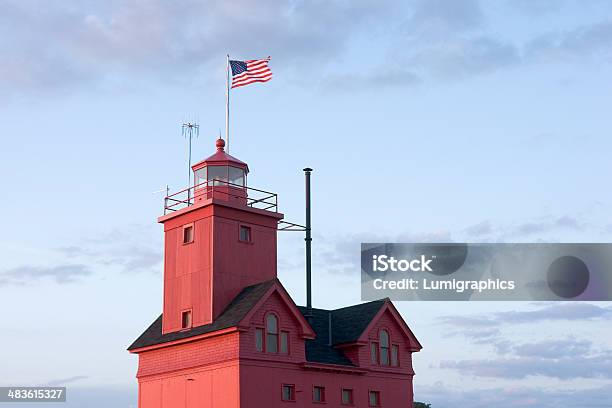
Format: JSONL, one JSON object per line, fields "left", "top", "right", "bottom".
{"left": 216, "top": 138, "right": 226, "bottom": 151}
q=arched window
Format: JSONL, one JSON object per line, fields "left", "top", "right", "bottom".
{"left": 380, "top": 330, "right": 390, "bottom": 366}
{"left": 266, "top": 314, "right": 279, "bottom": 353}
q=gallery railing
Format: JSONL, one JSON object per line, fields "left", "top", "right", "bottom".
{"left": 164, "top": 179, "right": 278, "bottom": 214}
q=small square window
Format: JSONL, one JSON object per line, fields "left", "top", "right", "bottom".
{"left": 391, "top": 344, "right": 399, "bottom": 366}
{"left": 369, "top": 391, "right": 380, "bottom": 407}
{"left": 313, "top": 386, "right": 325, "bottom": 403}
{"left": 181, "top": 310, "right": 192, "bottom": 329}
{"left": 280, "top": 331, "right": 289, "bottom": 354}
{"left": 341, "top": 388, "right": 353, "bottom": 405}
{"left": 255, "top": 328, "right": 264, "bottom": 352}
{"left": 239, "top": 225, "right": 251, "bottom": 242}
{"left": 281, "top": 384, "right": 295, "bottom": 401}
{"left": 183, "top": 225, "right": 194, "bottom": 244}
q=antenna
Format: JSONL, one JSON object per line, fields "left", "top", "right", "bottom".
{"left": 182, "top": 122, "right": 199, "bottom": 203}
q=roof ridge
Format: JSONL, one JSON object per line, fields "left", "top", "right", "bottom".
{"left": 330, "top": 298, "right": 386, "bottom": 312}
{"left": 297, "top": 306, "right": 331, "bottom": 313}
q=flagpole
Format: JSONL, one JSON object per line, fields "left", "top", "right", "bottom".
{"left": 226, "top": 54, "right": 230, "bottom": 153}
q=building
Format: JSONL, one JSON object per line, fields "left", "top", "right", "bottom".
{"left": 128, "top": 139, "right": 422, "bottom": 407}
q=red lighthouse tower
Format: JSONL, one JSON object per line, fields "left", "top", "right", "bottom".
{"left": 160, "top": 138, "right": 282, "bottom": 333}
{"left": 129, "top": 140, "right": 422, "bottom": 408}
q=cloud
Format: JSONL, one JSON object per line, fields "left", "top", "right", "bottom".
{"left": 513, "top": 338, "right": 592, "bottom": 359}
{"left": 526, "top": 20, "right": 612, "bottom": 63}
{"left": 0, "top": 224, "right": 162, "bottom": 286}
{"left": 438, "top": 315, "right": 499, "bottom": 329}
{"left": 3, "top": 0, "right": 612, "bottom": 96}
{"left": 415, "top": 382, "right": 612, "bottom": 408}
{"left": 384, "top": 0, "right": 520, "bottom": 82}
{"left": 440, "top": 350, "right": 612, "bottom": 380}
{"left": 438, "top": 303, "right": 612, "bottom": 347}
{"left": 57, "top": 223, "right": 162, "bottom": 274}
{"left": 406, "top": 0, "right": 484, "bottom": 34}
{"left": 0, "top": 264, "right": 92, "bottom": 286}
{"left": 315, "top": 230, "right": 453, "bottom": 275}
{"left": 3, "top": 0, "right": 612, "bottom": 97}
{"left": 463, "top": 215, "right": 588, "bottom": 239}
{"left": 59, "top": 245, "right": 162, "bottom": 273}
{"left": 0, "top": 0, "right": 401, "bottom": 95}
{"left": 464, "top": 220, "right": 494, "bottom": 237}
{"left": 385, "top": 3, "right": 612, "bottom": 85}
{"left": 438, "top": 307, "right": 612, "bottom": 381}
{"left": 406, "top": 36, "right": 520, "bottom": 80}
{"left": 507, "top": 0, "right": 569, "bottom": 16}
{"left": 498, "top": 303, "right": 612, "bottom": 323}
{"left": 45, "top": 375, "right": 89, "bottom": 386}
{"left": 323, "top": 69, "right": 421, "bottom": 91}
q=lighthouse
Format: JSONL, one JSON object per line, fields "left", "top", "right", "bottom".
{"left": 129, "top": 140, "right": 422, "bottom": 408}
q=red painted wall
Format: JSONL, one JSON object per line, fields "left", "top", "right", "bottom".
{"left": 235, "top": 293, "right": 415, "bottom": 408}
{"left": 240, "top": 364, "right": 413, "bottom": 408}
{"left": 341, "top": 309, "right": 416, "bottom": 374}
{"left": 138, "top": 362, "right": 240, "bottom": 408}
{"left": 136, "top": 296, "right": 417, "bottom": 408}
{"left": 239, "top": 290, "right": 307, "bottom": 364}
{"left": 364, "top": 309, "right": 416, "bottom": 373}
{"left": 137, "top": 332, "right": 240, "bottom": 408}
{"left": 160, "top": 202, "right": 281, "bottom": 334}
{"left": 137, "top": 332, "right": 240, "bottom": 378}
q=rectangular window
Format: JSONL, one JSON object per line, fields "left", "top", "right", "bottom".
{"left": 267, "top": 333, "right": 278, "bottom": 353}
{"left": 280, "top": 331, "right": 289, "bottom": 354}
{"left": 281, "top": 384, "right": 295, "bottom": 401}
{"left": 380, "top": 344, "right": 389, "bottom": 366}
{"left": 239, "top": 225, "right": 251, "bottom": 242}
{"left": 266, "top": 315, "right": 278, "bottom": 353}
{"left": 341, "top": 389, "right": 353, "bottom": 405}
{"left": 370, "top": 342, "right": 378, "bottom": 364}
{"left": 391, "top": 344, "right": 399, "bottom": 366}
{"left": 183, "top": 225, "right": 194, "bottom": 244}
{"left": 369, "top": 391, "right": 380, "bottom": 407}
{"left": 255, "top": 328, "right": 264, "bottom": 352}
{"left": 181, "top": 310, "right": 192, "bottom": 329}
{"left": 313, "top": 386, "right": 325, "bottom": 403}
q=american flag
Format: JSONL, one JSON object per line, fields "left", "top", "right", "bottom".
{"left": 229, "top": 57, "right": 273, "bottom": 89}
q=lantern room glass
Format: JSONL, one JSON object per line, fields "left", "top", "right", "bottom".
{"left": 194, "top": 167, "right": 207, "bottom": 186}
{"left": 228, "top": 166, "right": 245, "bottom": 187}
{"left": 198, "top": 165, "right": 245, "bottom": 187}
{"left": 207, "top": 166, "right": 228, "bottom": 186}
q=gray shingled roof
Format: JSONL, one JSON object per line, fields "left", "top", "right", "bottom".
{"left": 128, "top": 279, "right": 276, "bottom": 350}
{"left": 128, "top": 280, "right": 387, "bottom": 368}
{"left": 297, "top": 300, "right": 386, "bottom": 366}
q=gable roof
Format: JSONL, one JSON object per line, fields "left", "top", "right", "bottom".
{"left": 297, "top": 307, "right": 356, "bottom": 366}
{"left": 296, "top": 299, "right": 386, "bottom": 366}
{"left": 329, "top": 299, "right": 387, "bottom": 345}
{"left": 128, "top": 280, "right": 420, "bottom": 367}
{"left": 128, "top": 279, "right": 275, "bottom": 351}
{"left": 357, "top": 300, "right": 423, "bottom": 351}
{"left": 240, "top": 279, "right": 315, "bottom": 338}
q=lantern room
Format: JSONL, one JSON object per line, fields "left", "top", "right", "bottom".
{"left": 191, "top": 138, "right": 249, "bottom": 204}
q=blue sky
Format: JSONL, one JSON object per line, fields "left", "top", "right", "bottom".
{"left": 1, "top": 0, "right": 612, "bottom": 407}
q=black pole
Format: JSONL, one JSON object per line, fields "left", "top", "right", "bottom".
{"left": 304, "top": 168, "right": 313, "bottom": 314}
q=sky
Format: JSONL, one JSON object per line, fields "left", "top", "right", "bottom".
{"left": 1, "top": 0, "right": 612, "bottom": 407}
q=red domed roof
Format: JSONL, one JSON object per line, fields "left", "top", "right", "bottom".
{"left": 192, "top": 138, "right": 249, "bottom": 173}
